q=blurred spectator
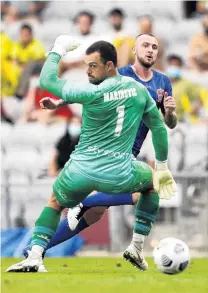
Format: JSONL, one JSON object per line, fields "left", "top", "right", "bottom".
{"left": 1, "top": 1, "right": 10, "bottom": 19}
{"left": 11, "top": 24, "right": 46, "bottom": 98}
{"left": 1, "top": 30, "right": 16, "bottom": 97}
{"left": 2, "top": 1, "right": 48, "bottom": 24}
{"left": 60, "top": 11, "right": 96, "bottom": 74}
{"left": 137, "top": 15, "right": 165, "bottom": 71}
{"left": 167, "top": 54, "right": 205, "bottom": 123}
{"left": 48, "top": 117, "right": 81, "bottom": 177}
{"left": 191, "top": 1, "right": 208, "bottom": 18}
{"left": 188, "top": 13, "right": 208, "bottom": 71}
{"left": 108, "top": 8, "right": 124, "bottom": 33}
{"left": 107, "top": 8, "right": 134, "bottom": 66}
{"left": 17, "top": 64, "right": 72, "bottom": 125}
{"left": 1, "top": 101, "right": 14, "bottom": 124}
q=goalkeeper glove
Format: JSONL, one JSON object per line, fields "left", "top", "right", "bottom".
{"left": 47, "top": 35, "right": 81, "bottom": 57}
{"left": 153, "top": 161, "right": 177, "bottom": 200}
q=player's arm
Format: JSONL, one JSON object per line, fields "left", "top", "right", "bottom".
{"left": 39, "top": 52, "right": 67, "bottom": 98}
{"left": 162, "top": 77, "right": 177, "bottom": 129}
{"left": 142, "top": 88, "right": 177, "bottom": 200}
{"left": 40, "top": 35, "right": 97, "bottom": 105}
{"left": 143, "top": 106, "right": 168, "bottom": 162}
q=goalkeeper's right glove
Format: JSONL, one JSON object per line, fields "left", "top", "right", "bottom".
{"left": 47, "top": 35, "right": 81, "bottom": 57}
{"left": 153, "top": 161, "right": 177, "bottom": 200}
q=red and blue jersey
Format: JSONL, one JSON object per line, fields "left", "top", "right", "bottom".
{"left": 118, "top": 65, "right": 172, "bottom": 156}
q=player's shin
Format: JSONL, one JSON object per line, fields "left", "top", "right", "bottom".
{"left": 46, "top": 217, "right": 89, "bottom": 250}
{"left": 134, "top": 191, "right": 159, "bottom": 238}
{"left": 31, "top": 207, "right": 61, "bottom": 255}
{"left": 124, "top": 191, "right": 159, "bottom": 271}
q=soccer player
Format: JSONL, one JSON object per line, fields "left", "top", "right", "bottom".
{"left": 23, "top": 33, "right": 177, "bottom": 264}
{"left": 67, "top": 33, "right": 177, "bottom": 227}
{"left": 7, "top": 35, "right": 176, "bottom": 273}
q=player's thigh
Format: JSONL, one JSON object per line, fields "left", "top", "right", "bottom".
{"left": 53, "top": 163, "right": 95, "bottom": 208}
{"left": 131, "top": 160, "right": 153, "bottom": 193}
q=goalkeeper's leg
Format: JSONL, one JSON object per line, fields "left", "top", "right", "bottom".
{"left": 123, "top": 161, "right": 159, "bottom": 271}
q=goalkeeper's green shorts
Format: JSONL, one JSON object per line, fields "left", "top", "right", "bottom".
{"left": 53, "top": 159, "right": 153, "bottom": 208}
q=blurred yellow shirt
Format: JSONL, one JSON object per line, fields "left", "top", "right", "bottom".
{"left": 173, "top": 78, "right": 207, "bottom": 122}
{"left": 112, "top": 34, "right": 134, "bottom": 66}
{"left": 1, "top": 32, "right": 19, "bottom": 97}
{"left": 12, "top": 38, "right": 46, "bottom": 65}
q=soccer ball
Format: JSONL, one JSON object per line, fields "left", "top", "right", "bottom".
{"left": 153, "top": 238, "right": 190, "bottom": 274}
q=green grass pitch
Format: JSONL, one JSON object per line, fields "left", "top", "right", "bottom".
{"left": 1, "top": 257, "right": 208, "bottom": 293}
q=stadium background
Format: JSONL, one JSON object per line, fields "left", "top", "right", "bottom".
{"left": 1, "top": 0, "right": 208, "bottom": 257}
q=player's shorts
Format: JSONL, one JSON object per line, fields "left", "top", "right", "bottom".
{"left": 53, "top": 159, "right": 153, "bottom": 208}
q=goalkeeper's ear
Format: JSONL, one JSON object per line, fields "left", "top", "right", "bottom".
{"left": 106, "top": 61, "right": 115, "bottom": 72}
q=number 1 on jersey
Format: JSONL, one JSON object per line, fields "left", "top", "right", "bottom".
{"left": 115, "top": 105, "right": 125, "bottom": 137}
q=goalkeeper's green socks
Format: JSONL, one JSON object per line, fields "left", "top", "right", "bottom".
{"left": 31, "top": 207, "right": 61, "bottom": 254}
{"left": 134, "top": 191, "right": 159, "bottom": 236}
{"left": 131, "top": 191, "right": 159, "bottom": 251}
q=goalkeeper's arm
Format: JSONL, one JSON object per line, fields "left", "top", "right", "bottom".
{"left": 142, "top": 106, "right": 168, "bottom": 162}
{"left": 40, "top": 53, "right": 66, "bottom": 98}
{"left": 40, "top": 35, "right": 80, "bottom": 98}
{"left": 142, "top": 106, "right": 176, "bottom": 199}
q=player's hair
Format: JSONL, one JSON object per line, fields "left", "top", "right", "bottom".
{"left": 20, "top": 24, "right": 33, "bottom": 33}
{"left": 108, "top": 8, "right": 125, "bottom": 18}
{"left": 135, "top": 33, "right": 155, "bottom": 39}
{"left": 74, "top": 10, "right": 95, "bottom": 24}
{"left": 167, "top": 54, "right": 183, "bottom": 66}
{"left": 86, "top": 41, "right": 117, "bottom": 67}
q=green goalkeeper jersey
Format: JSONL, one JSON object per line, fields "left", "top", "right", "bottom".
{"left": 40, "top": 53, "right": 168, "bottom": 184}
{"left": 62, "top": 75, "right": 155, "bottom": 182}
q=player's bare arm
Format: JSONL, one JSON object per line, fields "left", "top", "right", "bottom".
{"left": 163, "top": 91, "right": 177, "bottom": 129}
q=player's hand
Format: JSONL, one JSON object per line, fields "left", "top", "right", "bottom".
{"left": 48, "top": 35, "right": 81, "bottom": 57}
{"left": 40, "top": 97, "right": 59, "bottom": 110}
{"left": 164, "top": 92, "right": 176, "bottom": 115}
{"left": 153, "top": 162, "right": 177, "bottom": 200}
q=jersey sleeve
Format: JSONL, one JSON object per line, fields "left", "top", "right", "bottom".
{"left": 62, "top": 79, "right": 99, "bottom": 105}
{"left": 40, "top": 52, "right": 99, "bottom": 103}
{"left": 143, "top": 86, "right": 156, "bottom": 114}
{"left": 142, "top": 106, "right": 168, "bottom": 162}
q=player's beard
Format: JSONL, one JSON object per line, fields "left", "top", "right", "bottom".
{"left": 137, "top": 55, "right": 155, "bottom": 68}
{"left": 88, "top": 76, "right": 105, "bottom": 85}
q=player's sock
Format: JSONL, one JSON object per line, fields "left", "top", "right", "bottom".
{"left": 134, "top": 191, "right": 159, "bottom": 236}
{"left": 46, "top": 217, "right": 89, "bottom": 250}
{"left": 82, "top": 192, "right": 134, "bottom": 207}
{"left": 31, "top": 207, "right": 61, "bottom": 250}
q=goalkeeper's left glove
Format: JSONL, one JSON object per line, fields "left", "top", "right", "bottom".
{"left": 153, "top": 161, "right": 177, "bottom": 200}
{"left": 47, "top": 35, "right": 81, "bottom": 57}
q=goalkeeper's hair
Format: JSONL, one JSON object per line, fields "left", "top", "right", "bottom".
{"left": 86, "top": 41, "right": 117, "bottom": 67}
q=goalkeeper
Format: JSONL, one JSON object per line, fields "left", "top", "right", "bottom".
{"left": 7, "top": 36, "right": 176, "bottom": 273}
